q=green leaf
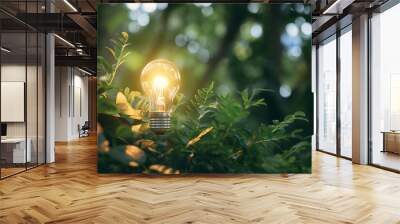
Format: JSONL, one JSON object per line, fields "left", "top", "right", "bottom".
{"left": 97, "top": 56, "right": 112, "bottom": 74}
{"left": 98, "top": 96, "right": 120, "bottom": 115}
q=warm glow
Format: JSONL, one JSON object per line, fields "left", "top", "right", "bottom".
{"left": 152, "top": 76, "right": 168, "bottom": 112}
{"left": 152, "top": 76, "right": 169, "bottom": 90}
{"left": 140, "top": 59, "right": 181, "bottom": 113}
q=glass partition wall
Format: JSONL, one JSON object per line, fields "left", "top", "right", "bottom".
{"left": 370, "top": 3, "right": 400, "bottom": 171}
{"left": 0, "top": 3, "right": 46, "bottom": 179}
{"left": 316, "top": 26, "right": 352, "bottom": 159}
{"left": 0, "top": 30, "right": 27, "bottom": 177}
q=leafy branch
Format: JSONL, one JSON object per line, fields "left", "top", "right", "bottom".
{"left": 98, "top": 32, "right": 131, "bottom": 86}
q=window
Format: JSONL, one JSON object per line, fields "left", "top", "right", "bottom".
{"left": 370, "top": 3, "right": 400, "bottom": 171}
{"left": 317, "top": 36, "right": 337, "bottom": 154}
{"left": 339, "top": 28, "right": 352, "bottom": 158}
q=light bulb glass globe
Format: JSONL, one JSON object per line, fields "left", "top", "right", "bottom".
{"left": 140, "top": 59, "right": 181, "bottom": 132}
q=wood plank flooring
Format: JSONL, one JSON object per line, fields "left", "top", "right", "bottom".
{"left": 1, "top": 167, "right": 26, "bottom": 178}
{"left": 0, "top": 136, "right": 400, "bottom": 223}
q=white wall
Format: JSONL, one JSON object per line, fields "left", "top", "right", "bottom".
{"left": 1, "top": 65, "right": 40, "bottom": 137}
{"left": 72, "top": 73, "right": 89, "bottom": 138}
{"left": 1, "top": 64, "right": 46, "bottom": 164}
{"left": 1, "top": 65, "right": 26, "bottom": 139}
{"left": 55, "top": 67, "right": 69, "bottom": 141}
{"left": 54, "top": 67, "right": 89, "bottom": 141}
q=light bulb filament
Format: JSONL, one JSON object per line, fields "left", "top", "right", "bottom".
{"left": 152, "top": 76, "right": 169, "bottom": 112}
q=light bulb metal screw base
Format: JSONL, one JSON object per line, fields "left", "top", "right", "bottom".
{"left": 149, "top": 112, "right": 170, "bottom": 134}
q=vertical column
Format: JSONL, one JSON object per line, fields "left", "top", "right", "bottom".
{"left": 336, "top": 30, "right": 341, "bottom": 156}
{"left": 352, "top": 14, "right": 369, "bottom": 164}
{"left": 88, "top": 76, "right": 97, "bottom": 133}
{"left": 46, "top": 1, "right": 55, "bottom": 163}
{"left": 312, "top": 45, "right": 317, "bottom": 150}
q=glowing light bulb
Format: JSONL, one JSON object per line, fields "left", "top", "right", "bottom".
{"left": 140, "top": 59, "right": 181, "bottom": 133}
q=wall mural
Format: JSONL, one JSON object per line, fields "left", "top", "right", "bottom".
{"left": 97, "top": 3, "right": 313, "bottom": 174}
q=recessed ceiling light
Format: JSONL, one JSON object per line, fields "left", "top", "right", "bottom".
{"left": 54, "top": 34, "right": 75, "bottom": 48}
{"left": 78, "top": 67, "right": 92, "bottom": 76}
{"left": 322, "top": 0, "right": 347, "bottom": 15}
{"left": 1, "top": 47, "right": 11, "bottom": 53}
{"left": 63, "top": 0, "right": 78, "bottom": 12}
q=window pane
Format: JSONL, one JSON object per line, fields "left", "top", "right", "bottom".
{"left": 27, "top": 30, "right": 38, "bottom": 169}
{"left": 340, "top": 29, "right": 352, "bottom": 158}
{"left": 318, "top": 37, "right": 337, "bottom": 154}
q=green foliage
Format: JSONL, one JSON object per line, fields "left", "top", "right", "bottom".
{"left": 97, "top": 32, "right": 311, "bottom": 174}
{"left": 97, "top": 4, "right": 313, "bottom": 129}
{"left": 98, "top": 32, "right": 131, "bottom": 86}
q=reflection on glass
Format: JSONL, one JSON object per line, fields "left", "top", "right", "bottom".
{"left": 27, "top": 31, "right": 38, "bottom": 169}
{"left": 0, "top": 1, "right": 47, "bottom": 179}
{"left": 371, "top": 4, "right": 400, "bottom": 171}
{"left": 340, "top": 29, "right": 352, "bottom": 158}
{"left": 1, "top": 31, "right": 27, "bottom": 177}
{"left": 318, "top": 37, "right": 337, "bottom": 154}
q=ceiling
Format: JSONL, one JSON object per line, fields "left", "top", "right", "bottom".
{"left": 0, "top": 0, "right": 97, "bottom": 74}
{"left": 0, "top": 0, "right": 394, "bottom": 73}
{"left": 311, "top": 0, "right": 390, "bottom": 43}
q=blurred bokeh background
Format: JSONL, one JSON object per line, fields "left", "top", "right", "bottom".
{"left": 98, "top": 3, "right": 312, "bottom": 133}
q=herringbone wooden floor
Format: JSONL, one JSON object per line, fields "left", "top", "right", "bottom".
{"left": 1, "top": 136, "right": 400, "bottom": 224}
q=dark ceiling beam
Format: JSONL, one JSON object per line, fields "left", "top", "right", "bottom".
{"left": 312, "top": 15, "right": 336, "bottom": 34}
{"left": 0, "top": 18, "right": 27, "bottom": 31}
{"left": 80, "top": 12, "right": 97, "bottom": 16}
{"left": 323, "top": 0, "right": 356, "bottom": 14}
{"left": 0, "top": 8, "right": 37, "bottom": 31}
{"left": 55, "top": 55, "right": 96, "bottom": 71}
{"left": 312, "top": 0, "right": 381, "bottom": 43}
{"left": 101, "top": 0, "right": 305, "bottom": 2}
{"left": 55, "top": 47, "right": 96, "bottom": 57}
{"left": 312, "top": 14, "right": 352, "bottom": 44}
{"left": 62, "top": 0, "right": 97, "bottom": 47}
{"left": 86, "top": 0, "right": 96, "bottom": 11}
{"left": 67, "top": 13, "right": 96, "bottom": 47}
{"left": 10, "top": 13, "right": 84, "bottom": 32}
{"left": 312, "top": 0, "right": 357, "bottom": 34}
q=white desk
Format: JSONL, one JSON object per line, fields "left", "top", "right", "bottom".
{"left": 1, "top": 138, "right": 31, "bottom": 163}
